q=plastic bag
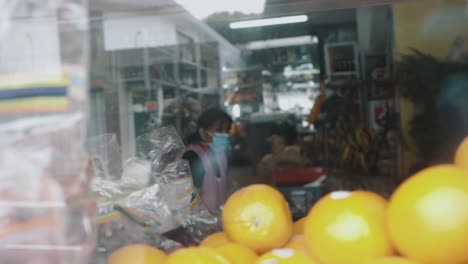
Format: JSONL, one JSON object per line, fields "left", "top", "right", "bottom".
{"left": 91, "top": 126, "right": 221, "bottom": 255}
{"left": 0, "top": 115, "right": 96, "bottom": 264}
{"left": 0, "top": 1, "right": 93, "bottom": 263}
{"left": 136, "top": 126, "right": 188, "bottom": 183}
{"left": 86, "top": 134, "right": 123, "bottom": 180}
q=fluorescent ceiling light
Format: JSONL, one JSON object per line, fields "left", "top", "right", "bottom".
{"left": 230, "top": 15, "right": 308, "bottom": 29}
{"left": 244, "top": 35, "right": 318, "bottom": 50}
{"left": 175, "top": 0, "right": 265, "bottom": 19}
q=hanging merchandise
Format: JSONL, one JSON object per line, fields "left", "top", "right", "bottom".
{"left": 223, "top": 66, "right": 269, "bottom": 121}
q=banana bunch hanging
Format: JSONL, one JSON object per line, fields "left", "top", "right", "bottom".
{"left": 312, "top": 116, "right": 378, "bottom": 175}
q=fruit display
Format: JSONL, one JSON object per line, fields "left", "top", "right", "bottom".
{"left": 165, "top": 247, "right": 228, "bottom": 264}
{"left": 387, "top": 165, "right": 468, "bottom": 263}
{"left": 200, "top": 232, "right": 230, "bottom": 248}
{"left": 255, "top": 248, "right": 316, "bottom": 264}
{"left": 283, "top": 235, "right": 309, "bottom": 255}
{"left": 222, "top": 184, "right": 293, "bottom": 253}
{"left": 217, "top": 243, "right": 258, "bottom": 264}
{"left": 312, "top": 115, "right": 379, "bottom": 175}
{"left": 304, "top": 191, "right": 393, "bottom": 264}
{"left": 107, "top": 244, "right": 167, "bottom": 264}
{"left": 106, "top": 138, "right": 468, "bottom": 264}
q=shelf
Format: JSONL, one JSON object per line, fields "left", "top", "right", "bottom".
{"left": 122, "top": 78, "right": 178, "bottom": 88}
{"left": 122, "top": 77, "right": 220, "bottom": 96}
{"left": 121, "top": 77, "right": 145, "bottom": 83}
{"left": 179, "top": 85, "right": 218, "bottom": 95}
{"left": 270, "top": 59, "right": 311, "bottom": 67}
{"left": 223, "top": 83, "right": 262, "bottom": 90}
{"left": 284, "top": 68, "right": 321, "bottom": 74}
{"left": 153, "top": 79, "right": 178, "bottom": 87}
{"left": 222, "top": 65, "right": 263, "bottom": 73}
{"left": 200, "top": 66, "right": 219, "bottom": 73}
{"left": 153, "top": 60, "right": 217, "bottom": 70}
{"left": 331, "top": 71, "right": 359, "bottom": 76}
{"left": 281, "top": 78, "right": 316, "bottom": 83}
{"left": 122, "top": 78, "right": 179, "bottom": 90}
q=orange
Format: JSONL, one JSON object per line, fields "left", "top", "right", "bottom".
{"left": 387, "top": 165, "right": 468, "bottom": 264}
{"left": 165, "top": 247, "right": 228, "bottom": 264}
{"left": 255, "top": 248, "right": 317, "bottom": 264}
{"left": 304, "top": 191, "right": 393, "bottom": 264}
{"left": 107, "top": 244, "right": 166, "bottom": 264}
{"left": 293, "top": 217, "right": 306, "bottom": 235}
{"left": 455, "top": 137, "right": 468, "bottom": 170}
{"left": 222, "top": 184, "right": 293, "bottom": 253}
{"left": 284, "top": 235, "right": 309, "bottom": 255}
{"left": 200, "top": 232, "right": 230, "bottom": 247}
{"left": 364, "top": 257, "right": 421, "bottom": 264}
{"left": 216, "top": 242, "right": 258, "bottom": 264}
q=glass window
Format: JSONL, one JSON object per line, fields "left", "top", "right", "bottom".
{"left": 2, "top": 0, "right": 468, "bottom": 263}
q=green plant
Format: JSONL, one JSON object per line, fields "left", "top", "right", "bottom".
{"left": 395, "top": 49, "right": 468, "bottom": 163}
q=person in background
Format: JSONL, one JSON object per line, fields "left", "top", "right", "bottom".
{"left": 256, "top": 122, "right": 311, "bottom": 184}
{"left": 183, "top": 108, "right": 233, "bottom": 216}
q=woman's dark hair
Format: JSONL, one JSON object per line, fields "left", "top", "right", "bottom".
{"left": 186, "top": 108, "right": 232, "bottom": 144}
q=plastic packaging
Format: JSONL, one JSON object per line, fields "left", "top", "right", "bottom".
{"left": 91, "top": 126, "right": 221, "bottom": 258}
{"left": 0, "top": 1, "right": 93, "bottom": 263}
{"left": 86, "top": 134, "right": 123, "bottom": 181}
{"left": 0, "top": 114, "right": 96, "bottom": 264}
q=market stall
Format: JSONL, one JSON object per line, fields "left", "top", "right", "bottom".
{"left": 2, "top": 0, "right": 468, "bottom": 263}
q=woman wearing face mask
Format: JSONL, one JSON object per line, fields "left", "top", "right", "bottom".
{"left": 183, "top": 108, "right": 233, "bottom": 216}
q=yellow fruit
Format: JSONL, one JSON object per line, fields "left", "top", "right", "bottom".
{"left": 217, "top": 243, "right": 258, "bottom": 264}
{"left": 304, "top": 191, "right": 393, "bottom": 264}
{"left": 107, "top": 244, "right": 166, "bottom": 264}
{"left": 165, "top": 247, "right": 228, "bottom": 264}
{"left": 223, "top": 184, "right": 293, "bottom": 253}
{"left": 255, "top": 248, "right": 317, "bottom": 264}
{"left": 284, "top": 235, "right": 309, "bottom": 255}
{"left": 364, "top": 257, "right": 421, "bottom": 264}
{"left": 200, "top": 232, "right": 230, "bottom": 247}
{"left": 455, "top": 137, "right": 468, "bottom": 170}
{"left": 293, "top": 217, "right": 306, "bottom": 235}
{"left": 387, "top": 165, "right": 468, "bottom": 264}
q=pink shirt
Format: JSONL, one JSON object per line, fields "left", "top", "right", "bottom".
{"left": 187, "top": 144, "right": 227, "bottom": 216}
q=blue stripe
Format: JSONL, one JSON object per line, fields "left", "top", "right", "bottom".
{"left": 0, "top": 86, "right": 67, "bottom": 101}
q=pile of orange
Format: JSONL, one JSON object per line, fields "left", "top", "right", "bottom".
{"left": 107, "top": 137, "right": 468, "bottom": 264}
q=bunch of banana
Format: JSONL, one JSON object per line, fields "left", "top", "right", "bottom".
{"left": 311, "top": 115, "right": 378, "bottom": 175}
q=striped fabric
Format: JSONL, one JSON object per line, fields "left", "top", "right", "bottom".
{"left": 0, "top": 77, "right": 69, "bottom": 114}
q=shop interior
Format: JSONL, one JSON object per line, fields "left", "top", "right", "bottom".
{"left": 89, "top": 1, "right": 397, "bottom": 184}
{"left": 90, "top": 1, "right": 404, "bottom": 188}
{"left": 87, "top": 0, "right": 468, "bottom": 225}
{"left": 1, "top": 0, "right": 468, "bottom": 263}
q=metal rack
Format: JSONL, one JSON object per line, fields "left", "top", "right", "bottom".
{"left": 109, "top": 41, "right": 222, "bottom": 157}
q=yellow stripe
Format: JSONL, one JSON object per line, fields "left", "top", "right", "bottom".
{"left": 0, "top": 78, "right": 69, "bottom": 90}
{"left": 190, "top": 192, "right": 200, "bottom": 209}
{"left": 0, "top": 97, "right": 69, "bottom": 113}
{"left": 96, "top": 212, "right": 122, "bottom": 224}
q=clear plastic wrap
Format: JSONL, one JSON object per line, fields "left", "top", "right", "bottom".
{"left": 0, "top": 1, "right": 93, "bottom": 263}
{"left": 136, "top": 126, "right": 189, "bottom": 183}
{"left": 91, "top": 126, "right": 221, "bottom": 259}
{"left": 86, "top": 134, "right": 123, "bottom": 180}
{"left": 0, "top": 114, "right": 96, "bottom": 264}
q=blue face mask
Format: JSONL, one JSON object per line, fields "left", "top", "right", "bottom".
{"left": 210, "top": 133, "right": 231, "bottom": 154}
